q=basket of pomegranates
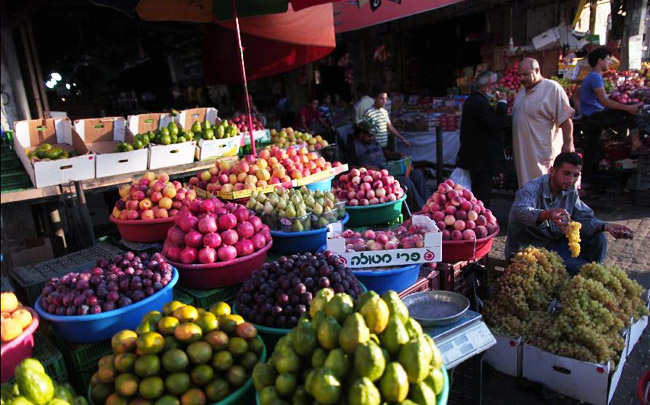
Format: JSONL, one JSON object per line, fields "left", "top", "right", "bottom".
{"left": 418, "top": 179, "right": 499, "bottom": 262}
{"left": 162, "top": 199, "right": 272, "bottom": 288}
{"left": 332, "top": 168, "right": 407, "bottom": 227}
{"left": 34, "top": 251, "right": 178, "bottom": 343}
{"left": 233, "top": 251, "right": 365, "bottom": 351}
{"left": 110, "top": 173, "right": 199, "bottom": 243}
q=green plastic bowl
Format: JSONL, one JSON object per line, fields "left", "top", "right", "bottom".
{"left": 255, "top": 363, "right": 449, "bottom": 404}
{"left": 87, "top": 335, "right": 266, "bottom": 405}
{"left": 344, "top": 194, "right": 407, "bottom": 227}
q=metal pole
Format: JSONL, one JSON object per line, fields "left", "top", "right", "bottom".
{"left": 436, "top": 125, "right": 444, "bottom": 185}
{"left": 1, "top": 26, "right": 32, "bottom": 120}
{"left": 19, "top": 23, "right": 43, "bottom": 118}
{"left": 26, "top": 20, "right": 50, "bottom": 118}
{"left": 230, "top": 0, "right": 257, "bottom": 156}
{"left": 73, "top": 181, "right": 95, "bottom": 245}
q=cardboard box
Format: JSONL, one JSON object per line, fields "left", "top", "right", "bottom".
{"left": 522, "top": 343, "right": 627, "bottom": 405}
{"left": 178, "top": 108, "right": 241, "bottom": 161}
{"left": 75, "top": 117, "right": 148, "bottom": 178}
{"left": 242, "top": 129, "right": 271, "bottom": 146}
{"left": 326, "top": 215, "right": 442, "bottom": 268}
{"left": 13, "top": 118, "right": 95, "bottom": 188}
{"left": 483, "top": 333, "right": 523, "bottom": 377}
{"left": 127, "top": 112, "right": 196, "bottom": 170}
{"left": 532, "top": 27, "right": 560, "bottom": 50}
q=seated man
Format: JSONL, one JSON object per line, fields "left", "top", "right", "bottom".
{"left": 346, "top": 121, "right": 430, "bottom": 210}
{"left": 505, "top": 152, "right": 633, "bottom": 274}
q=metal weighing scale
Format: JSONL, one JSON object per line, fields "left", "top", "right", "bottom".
{"left": 424, "top": 310, "right": 496, "bottom": 369}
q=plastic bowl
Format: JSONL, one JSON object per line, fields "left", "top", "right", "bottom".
{"left": 254, "top": 365, "right": 449, "bottom": 405}
{"left": 87, "top": 335, "right": 267, "bottom": 405}
{"left": 353, "top": 263, "right": 422, "bottom": 295}
{"left": 0, "top": 307, "right": 39, "bottom": 382}
{"left": 344, "top": 194, "right": 407, "bottom": 227}
{"left": 306, "top": 176, "right": 333, "bottom": 192}
{"left": 34, "top": 269, "right": 178, "bottom": 343}
{"left": 270, "top": 213, "right": 349, "bottom": 254}
{"left": 109, "top": 216, "right": 176, "bottom": 243}
{"left": 168, "top": 242, "right": 272, "bottom": 289}
{"left": 441, "top": 225, "right": 500, "bottom": 262}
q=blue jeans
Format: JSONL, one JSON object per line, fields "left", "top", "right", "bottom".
{"left": 546, "top": 232, "right": 607, "bottom": 275}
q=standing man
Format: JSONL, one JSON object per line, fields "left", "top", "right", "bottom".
{"left": 513, "top": 58, "right": 575, "bottom": 187}
{"left": 362, "top": 86, "right": 411, "bottom": 149}
{"left": 353, "top": 83, "right": 374, "bottom": 124}
{"left": 457, "top": 71, "right": 508, "bottom": 207}
{"left": 574, "top": 47, "right": 643, "bottom": 190}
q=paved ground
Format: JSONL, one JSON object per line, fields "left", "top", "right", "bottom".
{"left": 480, "top": 190, "right": 650, "bottom": 405}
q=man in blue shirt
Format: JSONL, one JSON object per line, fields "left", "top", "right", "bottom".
{"left": 576, "top": 47, "right": 643, "bottom": 188}
{"left": 506, "top": 152, "right": 633, "bottom": 274}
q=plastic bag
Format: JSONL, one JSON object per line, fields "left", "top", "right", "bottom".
{"left": 450, "top": 167, "right": 472, "bottom": 190}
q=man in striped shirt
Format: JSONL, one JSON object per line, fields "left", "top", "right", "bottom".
{"left": 362, "top": 87, "right": 410, "bottom": 149}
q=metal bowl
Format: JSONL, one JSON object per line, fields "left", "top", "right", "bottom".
{"left": 402, "top": 291, "right": 470, "bottom": 326}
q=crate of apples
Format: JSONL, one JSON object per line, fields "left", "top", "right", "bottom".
{"left": 333, "top": 168, "right": 405, "bottom": 206}
{"left": 112, "top": 172, "right": 198, "bottom": 221}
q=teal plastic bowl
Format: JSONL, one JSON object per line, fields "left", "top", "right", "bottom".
{"left": 255, "top": 363, "right": 449, "bottom": 404}
{"left": 88, "top": 335, "right": 266, "bottom": 405}
{"left": 306, "top": 176, "right": 333, "bottom": 192}
{"left": 344, "top": 194, "right": 406, "bottom": 227}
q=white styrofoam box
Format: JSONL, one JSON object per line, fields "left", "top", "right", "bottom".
{"left": 75, "top": 117, "right": 148, "bottom": 178}
{"left": 13, "top": 118, "right": 95, "bottom": 188}
{"left": 196, "top": 135, "right": 242, "bottom": 161}
{"left": 522, "top": 343, "right": 627, "bottom": 405}
{"left": 626, "top": 315, "right": 648, "bottom": 358}
{"left": 532, "top": 27, "right": 560, "bottom": 50}
{"left": 483, "top": 333, "right": 523, "bottom": 377}
{"left": 327, "top": 215, "right": 442, "bottom": 268}
{"left": 148, "top": 141, "right": 197, "bottom": 170}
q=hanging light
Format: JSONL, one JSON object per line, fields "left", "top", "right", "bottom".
{"left": 51, "top": 73, "right": 62, "bottom": 81}
{"left": 45, "top": 80, "right": 56, "bottom": 89}
{"left": 65, "top": 83, "right": 71, "bottom": 90}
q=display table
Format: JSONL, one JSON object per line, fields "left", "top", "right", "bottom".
{"left": 395, "top": 130, "right": 461, "bottom": 165}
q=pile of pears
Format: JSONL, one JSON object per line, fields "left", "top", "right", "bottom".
{"left": 246, "top": 186, "right": 344, "bottom": 232}
{"left": 28, "top": 143, "right": 78, "bottom": 161}
{"left": 253, "top": 288, "right": 445, "bottom": 405}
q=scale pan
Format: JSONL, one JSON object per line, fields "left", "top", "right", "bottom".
{"left": 402, "top": 291, "right": 470, "bottom": 326}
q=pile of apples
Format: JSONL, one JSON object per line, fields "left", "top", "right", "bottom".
{"left": 336, "top": 225, "right": 428, "bottom": 252}
{"left": 332, "top": 168, "right": 405, "bottom": 206}
{"left": 499, "top": 61, "right": 521, "bottom": 92}
{"left": 440, "top": 114, "right": 458, "bottom": 131}
{"left": 1, "top": 292, "right": 33, "bottom": 343}
{"left": 418, "top": 179, "right": 498, "bottom": 241}
{"left": 162, "top": 199, "right": 271, "bottom": 264}
{"left": 229, "top": 114, "right": 265, "bottom": 132}
{"left": 270, "top": 127, "right": 329, "bottom": 151}
{"left": 112, "top": 172, "right": 197, "bottom": 221}
{"left": 189, "top": 146, "right": 340, "bottom": 194}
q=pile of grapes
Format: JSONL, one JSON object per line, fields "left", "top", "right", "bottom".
{"left": 485, "top": 247, "right": 649, "bottom": 364}
{"left": 483, "top": 246, "right": 568, "bottom": 337}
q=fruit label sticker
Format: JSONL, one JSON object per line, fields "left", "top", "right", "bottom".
{"left": 326, "top": 215, "right": 442, "bottom": 268}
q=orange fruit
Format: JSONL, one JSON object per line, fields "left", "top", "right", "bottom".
{"left": 1, "top": 318, "right": 22, "bottom": 342}
{"left": 11, "top": 308, "right": 32, "bottom": 329}
{"left": 173, "top": 323, "right": 202, "bottom": 343}
{"left": 180, "top": 388, "right": 206, "bottom": 405}
{"left": 1, "top": 292, "right": 19, "bottom": 313}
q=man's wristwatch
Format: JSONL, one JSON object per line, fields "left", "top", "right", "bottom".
{"left": 599, "top": 223, "right": 607, "bottom": 233}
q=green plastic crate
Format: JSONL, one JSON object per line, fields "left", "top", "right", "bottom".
{"left": 176, "top": 285, "right": 240, "bottom": 309}
{"left": 50, "top": 327, "right": 113, "bottom": 369}
{"left": 1, "top": 171, "right": 31, "bottom": 191}
{"left": 1, "top": 151, "right": 21, "bottom": 170}
{"left": 173, "top": 288, "right": 194, "bottom": 305}
{"left": 71, "top": 363, "right": 98, "bottom": 395}
{"left": 33, "top": 332, "right": 68, "bottom": 384}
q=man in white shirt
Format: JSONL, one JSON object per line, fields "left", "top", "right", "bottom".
{"left": 362, "top": 87, "right": 411, "bottom": 149}
{"left": 512, "top": 58, "right": 574, "bottom": 187}
{"left": 353, "top": 83, "right": 374, "bottom": 124}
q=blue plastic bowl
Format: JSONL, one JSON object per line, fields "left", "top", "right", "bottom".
{"left": 306, "top": 176, "right": 333, "bottom": 192}
{"left": 35, "top": 268, "right": 179, "bottom": 343}
{"left": 270, "top": 213, "right": 348, "bottom": 254}
{"left": 352, "top": 263, "right": 422, "bottom": 295}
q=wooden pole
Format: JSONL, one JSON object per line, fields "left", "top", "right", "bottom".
{"left": 19, "top": 23, "right": 43, "bottom": 119}
{"left": 26, "top": 19, "right": 50, "bottom": 118}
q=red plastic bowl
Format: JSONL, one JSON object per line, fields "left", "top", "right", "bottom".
{"left": 167, "top": 241, "right": 272, "bottom": 288}
{"left": 1, "top": 307, "right": 39, "bottom": 382}
{"left": 110, "top": 216, "right": 176, "bottom": 243}
{"left": 441, "top": 225, "right": 500, "bottom": 262}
